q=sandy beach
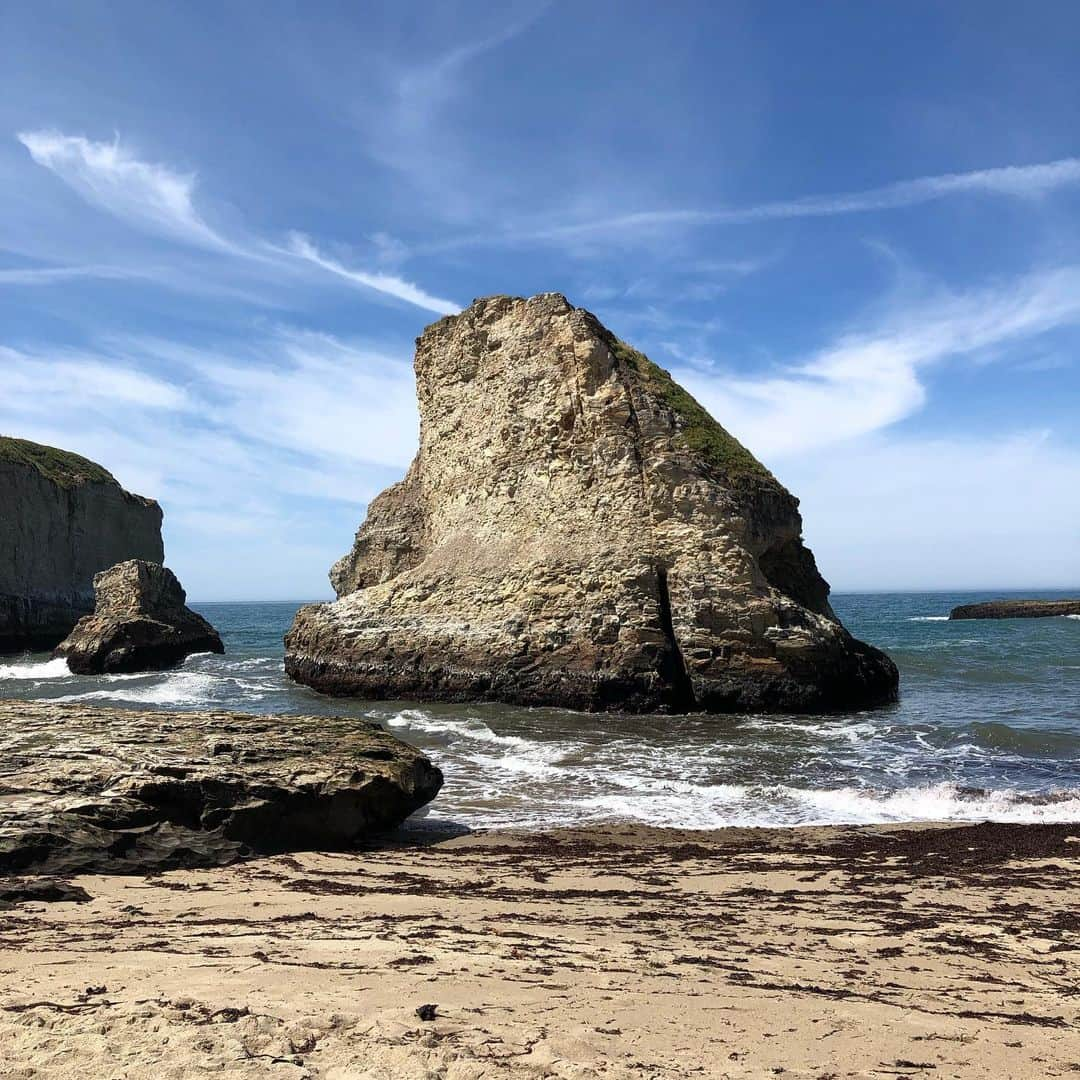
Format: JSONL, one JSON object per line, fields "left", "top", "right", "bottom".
{"left": 1, "top": 820, "right": 1077, "bottom": 1079}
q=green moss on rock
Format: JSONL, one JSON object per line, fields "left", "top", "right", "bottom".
{"left": 0, "top": 436, "right": 116, "bottom": 488}
{"left": 608, "top": 339, "right": 779, "bottom": 488}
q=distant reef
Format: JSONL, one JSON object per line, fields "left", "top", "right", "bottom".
{"left": 0, "top": 436, "right": 163, "bottom": 652}
{"left": 286, "top": 293, "right": 898, "bottom": 714}
{"left": 950, "top": 599, "right": 1080, "bottom": 620}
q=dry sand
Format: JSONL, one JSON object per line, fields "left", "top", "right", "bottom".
{"left": 1, "top": 821, "right": 1077, "bottom": 1078}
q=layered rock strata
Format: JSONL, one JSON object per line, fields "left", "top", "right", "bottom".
{"left": 0, "top": 437, "right": 163, "bottom": 652}
{"left": 56, "top": 559, "right": 224, "bottom": 674}
{"left": 0, "top": 701, "right": 443, "bottom": 874}
{"left": 286, "top": 293, "right": 898, "bottom": 714}
{"left": 950, "top": 599, "right": 1080, "bottom": 620}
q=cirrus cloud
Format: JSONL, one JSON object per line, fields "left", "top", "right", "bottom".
{"left": 17, "top": 129, "right": 236, "bottom": 252}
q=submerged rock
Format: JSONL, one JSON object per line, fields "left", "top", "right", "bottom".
{"left": 0, "top": 437, "right": 163, "bottom": 652}
{"left": 950, "top": 599, "right": 1080, "bottom": 620}
{"left": 0, "top": 700, "right": 443, "bottom": 874}
{"left": 286, "top": 293, "right": 898, "bottom": 714}
{"left": 55, "top": 560, "right": 224, "bottom": 674}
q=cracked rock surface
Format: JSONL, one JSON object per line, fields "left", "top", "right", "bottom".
{"left": 286, "top": 293, "right": 898, "bottom": 714}
{"left": 0, "top": 700, "right": 443, "bottom": 875}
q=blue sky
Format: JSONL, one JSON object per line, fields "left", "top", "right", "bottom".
{"left": 2, "top": 1, "right": 1079, "bottom": 599}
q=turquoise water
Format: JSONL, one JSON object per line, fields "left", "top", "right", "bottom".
{"left": 2, "top": 591, "right": 1078, "bottom": 829}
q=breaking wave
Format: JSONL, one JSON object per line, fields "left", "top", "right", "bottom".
{"left": 54, "top": 671, "right": 224, "bottom": 707}
{"left": 557, "top": 781, "right": 1080, "bottom": 831}
{"left": 0, "top": 657, "right": 72, "bottom": 680}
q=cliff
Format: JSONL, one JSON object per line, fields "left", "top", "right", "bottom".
{"left": 286, "top": 293, "right": 898, "bottom": 713}
{"left": 0, "top": 437, "right": 164, "bottom": 652}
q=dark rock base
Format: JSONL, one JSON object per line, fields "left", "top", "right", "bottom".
{"left": 60, "top": 619, "right": 225, "bottom": 674}
{"left": 284, "top": 639, "right": 899, "bottom": 715}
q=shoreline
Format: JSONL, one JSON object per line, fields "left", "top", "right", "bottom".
{"left": 3, "top": 819, "right": 1076, "bottom": 1077}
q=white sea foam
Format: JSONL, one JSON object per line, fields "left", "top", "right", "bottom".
{"left": 464, "top": 745, "right": 568, "bottom": 780}
{"left": 500, "top": 781, "right": 1080, "bottom": 831}
{"left": 388, "top": 710, "right": 575, "bottom": 780}
{"left": 738, "top": 716, "right": 880, "bottom": 744}
{"left": 54, "top": 671, "right": 221, "bottom": 707}
{"left": 0, "top": 657, "right": 72, "bottom": 680}
{"left": 388, "top": 709, "right": 532, "bottom": 748}
{"left": 1065, "top": 614, "right": 1080, "bottom": 621}
{"left": 909, "top": 615, "right": 950, "bottom": 622}
{"left": 785, "top": 782, "right": 1080, "bottom": 825}
{"left": 228, "top": 656, "right": 284, "bottom": 669}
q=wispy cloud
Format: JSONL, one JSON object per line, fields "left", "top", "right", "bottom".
{"left": 676, "top": 264, "right": 1080, "bottom": 457}
{"left": 1, "top": 345, "right": 190, "bottom": 411}
{"left": 395, "top": 6, "right": 550, "bottom": 105}
{"left": 0, "top": 263, "right": 142, "bottom": 286}
{"left": 16, "top": 130, "right": 236, "bottom": 252}
{"left": 355, "top": 5, "right": 551, "bottom": 222}
{"left": 0, "top": 326, "right": 421, "bottom": 598}
{"left": 99, "top": 325, "right": 420, "bottom": 474}
{"left": 285, "top": 232, "right": 459, "bottom": 315}
{"left": 14, "top": 129, "right": 461, "bottom": 314}
{"left": 437, "top": 157, "right": 1080, "bottom": 250}
{"left": 785, "top": 431, "right": 1080, "bottom": 591}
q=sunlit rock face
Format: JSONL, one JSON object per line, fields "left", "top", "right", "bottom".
{"left": 286, "top": 293, "right": 898, "bottom": 714}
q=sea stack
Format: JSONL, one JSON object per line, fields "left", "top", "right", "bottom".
{"left": 0, "top": 437, "right": 163, "bottom": 652}
{"left": 56, "top": 560, "right": 224, "bottom": 674}
{"left": 286, "top": 293, "right": 898, "bottom": 713}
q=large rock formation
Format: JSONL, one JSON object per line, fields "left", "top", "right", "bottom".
{"left": 286, "top": 293, "right": 898, "bottom": 714}
{"left": 0, "top": 437, "right": 163, "bottom": 652}
{"left": 55, "top": 560, "right": 224, "bottom": 674}
{"left": 0, "top": 701, "right": 443, "bottom": 874}
{"left": 950, "top": 599, "right": 1080, "bottom": 620}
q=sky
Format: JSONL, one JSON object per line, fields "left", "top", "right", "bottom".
{"left": 2, "top": 1, "right": 1079, "bottom": 599}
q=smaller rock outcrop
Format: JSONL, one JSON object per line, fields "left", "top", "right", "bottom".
{"left": 55, "top": 560, "right": 224, "bottom": 674}
{"left": 950, "top": 599, "right": 1080, "bottom": 620}
{"left": 0, "top": 701, "right": 443, "bottom": 875}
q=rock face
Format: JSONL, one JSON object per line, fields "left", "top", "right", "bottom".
{"left": 286, "top": 293, "right": 898, "bottom": 714}
{"left": 55, "top": 560, "right": 224, "bottom": 674}
{"left": 0, "top": 437, "right": 163, "bottom": 653}
{"left": 0, "top": 700, "right": 443, "bottom": 874}
{"left": 950, "top": 599, "right": 1080, "bottom": 620}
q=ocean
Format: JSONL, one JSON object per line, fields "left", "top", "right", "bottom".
{"left": 2, "top": 591, "right": 1078, "bottom": 831}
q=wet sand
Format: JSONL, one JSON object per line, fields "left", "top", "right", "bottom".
{"left": 1, "top": 820, "right": 1077, "bottom": 1078}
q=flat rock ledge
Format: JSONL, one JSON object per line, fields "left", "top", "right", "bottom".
{"left": 56, "top": 560, "right": 224, "bottom": 674}
{"left": 950, "top": 599, "right": 1080, "bottom": 620}
{"left": 0, "top": 700, "right": 443, "bottom": 879}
